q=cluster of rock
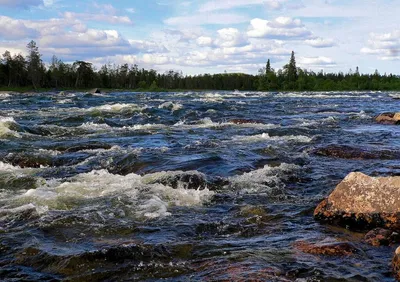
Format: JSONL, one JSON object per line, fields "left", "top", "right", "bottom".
{"left": 312, "top": 171, "right": 400, "bottom": 278}
{"left": 305, "top": 112, "right": 400, "bottom": 279}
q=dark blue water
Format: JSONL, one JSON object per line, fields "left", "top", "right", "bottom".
{"left": 0, "top": 90, "right": 399, "bottom": 281}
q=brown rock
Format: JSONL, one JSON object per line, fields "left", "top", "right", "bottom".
{"left": 293, "top": 239, "right": 357, "bottom": 256}
{"left": 312, "top": 144, "right": 400, "bottom": 160}
{"left": 376, "top": 112, "right": 400, "bottom": 125}
{"left": 314, "top": 172, "right": 400, "bottom": 231}
{"left": 364, "top": 228, "right": 400, "bottom": 246}
{"left": 393, "top": 247, "right": 400, "bottom": 281}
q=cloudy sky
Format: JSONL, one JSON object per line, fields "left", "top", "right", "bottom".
{"left": 0, "top": 0, "right": 399, "bottom": 75}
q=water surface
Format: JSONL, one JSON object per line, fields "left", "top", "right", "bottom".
{"left": 0, "top": 90, "right": 399, "bottom": 281}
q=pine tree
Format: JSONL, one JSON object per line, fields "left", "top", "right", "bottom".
{"left": 26, "top": 40, "right": 43, "bottom": 89}
{"left": 288, "top": 51, "right": 297, "bottom": 82}
{"left": 266, "top": 59, "right": 271, "bottom": 74}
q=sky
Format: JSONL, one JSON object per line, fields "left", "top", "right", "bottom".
{"left": 0, "top": 0, "right": 399, "bottom": 75}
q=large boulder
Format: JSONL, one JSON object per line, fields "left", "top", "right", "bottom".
{"left": 376, "top": 112, "right": 400, "bottom": 125}
{"left": 314, "top": 172, "right": 400, "bottom": 231}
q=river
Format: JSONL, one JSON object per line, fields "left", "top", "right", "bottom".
{"left": 0, "top": 90, "right": 399, "bottom": 281}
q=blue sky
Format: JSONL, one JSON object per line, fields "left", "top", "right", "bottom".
{"left": 0, "top": 0, "right": 399, "bottom": 75}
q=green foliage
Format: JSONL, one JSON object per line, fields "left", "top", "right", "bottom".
{"left": 1, "top": 41, "right": 400, "bottom": 92}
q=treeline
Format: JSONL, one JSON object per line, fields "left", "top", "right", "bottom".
{"left": 1, "top": 41, "right": 400, "bottom": 91}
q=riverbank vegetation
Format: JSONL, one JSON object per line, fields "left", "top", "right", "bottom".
{"left": 1, "top": 41, "right": 400, "bottom": 92}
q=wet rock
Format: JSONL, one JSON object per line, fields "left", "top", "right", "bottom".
{"left": 364, "top": 228, "right": 400, "bottom": 246}
{"left": 107, "top": 153, "right": 148, "bottom": 175}
{"left": 144, "top": 170, "right": 208, "bottom": 190}
{"left": 4, "top": 152, "right": 54, "bottom": 168}
{"left": 376, "top": 112, "right": 400, "bottom": 125}
{"left": 314, "top": 172, "right": 400, "bottom": 231}
{"left": 230, "top": 119, "right": 263, "bottom": 124}
{"left": 56, "top": 142, "right": 112, "bottom": 153}
{"left": 293, "top": 239, "right": 357, "bottom": 256}
{"left": 312, "top": 144, "right": 400, "bottom": 160}
{"left": 393, "top": 247, "right": 400, "bottom": 281}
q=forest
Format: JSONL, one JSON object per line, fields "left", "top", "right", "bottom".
{"left": 1, "top": 40, "right": 400, "bottom": 92}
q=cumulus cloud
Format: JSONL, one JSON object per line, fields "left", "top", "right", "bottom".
{"left": 164, "top": 13, "right": 249, "bottom": 26}
{"left": 361, "top": 30, "right": 400, "bottom": 60}
{"left": 0, "top": 0, "right": 42, "bottom": 8}
{"left": 305, "top": 37, "right": 336, "bottom": 48}
{"left": 298, "top": 56, "right": 336, "bottom": 67}
{"left": 196, "top": 36, "right": 213, "bottom": 47}
{"left": 198, "top": 0, "right": 288, "bottom": 12}
{"left": 247, "top": 17, "right": 312, "bottom": 39}
{"left": 0, "top": 16, "right": 39, "bottom": 40}
{"left": 64, "top": 11, "right": 132, "bottom": 25}
{"left": 215, "top": 28, "right": 248, "bottom": 47}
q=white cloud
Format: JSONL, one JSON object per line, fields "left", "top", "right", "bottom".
{"left": 164, "top": 13, "right": 249, "bottom": 26}
{"left": 64, "top": 11, "right": 132, "bottom": 25}
{"left": 0, "top": 16, "right": 39, "bottom": 40}
{"left": 361, "top": 30, "right": 400, "bottom": 60}
{"left": 298, "top": 56, "right": 336, "bottom": 67}
{"left": 305, "top": 37, "right": 336, "bottom": 48}
{"left": 0, "top": 0, "right": 42, "bottom": 8}
{"left": 196, "top": 36, "right": 213, "bottom": 47}
{"left": 215, "top": 28, "right": 248, "bottom": 47}
{"left": 198, "top": 0, "right": 288, "bottom": 12}
{"left": 247, "top": 17, "right": 312, "bottom": 39}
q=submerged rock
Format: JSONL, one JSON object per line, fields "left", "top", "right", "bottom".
{"left": 293, "top": 239, "right": 357, "bottom": 256}
{"left": 376, "top": 112, "right": 400, "bottom": 124}
{"left": 55, "top": 142, "right": 112, "bottom": 153}
{"left": 4, "top": 152, "right": 54, "bottom": 168}
{"left": 312, "top": 144, "right": 400, "bottom": 160}
{"left": 143, "top": 170, "right": 208, "bottom": 190}
{"left": 364, "top": 228, "right": 400, "bottom": 246}
{"left": 314, "top": 172, "right": 400, "bottom": 231}
{"left": 229, "top": 119, "right": 263, "bottom": 124}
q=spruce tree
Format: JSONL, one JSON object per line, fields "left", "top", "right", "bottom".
{"left": 26, "top": 40, "right": 43, "bottom": 90}
{"left": 288, "top": 51, "right": 297, "bottom": 82}
{"left": 266, "top": 59, "right": 271, "bottom": 74}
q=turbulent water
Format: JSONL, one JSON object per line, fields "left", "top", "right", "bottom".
{"left": 0, "top": 90, "right": 399, "bottom": 281}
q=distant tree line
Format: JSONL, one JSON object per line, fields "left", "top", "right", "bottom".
{"left": 1, "top": 41, "right": 400, "bottom": 91}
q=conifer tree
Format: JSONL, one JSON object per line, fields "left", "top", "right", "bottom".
{"left": 26, "top": 40, "right": 43, "bottom": 89}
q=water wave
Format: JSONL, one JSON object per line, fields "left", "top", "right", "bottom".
{"left": 14, "top": 169, "right": 214, "bottom": 219}
{"left": 231, "top": 133, "right": 312, "bottom": 143}
{"left": 0, "top": 117, "right": 22, "bottom": 138}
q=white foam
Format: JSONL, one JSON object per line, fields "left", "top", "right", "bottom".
{"left": 229, "top": 163, "right": 300, "bottom": 193}
{"left": 88, "top": 103, "right": 145, "bottom": 113}
{"left": 0, "top": 116, "right": 21, "bottom": 138}
{"left": 389, "top": 93, "right": 400, "bottom": 99}
{"left": 18, "top": 169, "right": 214, "bottom": 219}
{"left": 174, "top": 118, "right": 278, "bottom": 130}
{"left": 0, "top": 93, "right": 11, "bottom": 98}
{"left": 158, "top": 102, "right": 183, "bottom": 112}
{"left": 276, "top": 92, "right": 371, "bottom": 99}
{"left": 0, "top": 161, "right": 23, "bottom": 171}
{"left": 231, "top": 133, "right": 312, "bottom": 143}
{"left": 79, "top": 122, "right": 111, "bottom": 131}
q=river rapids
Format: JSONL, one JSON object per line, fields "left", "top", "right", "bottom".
{"left": 0, "top": 90, "right": 399, "bottom": 281}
